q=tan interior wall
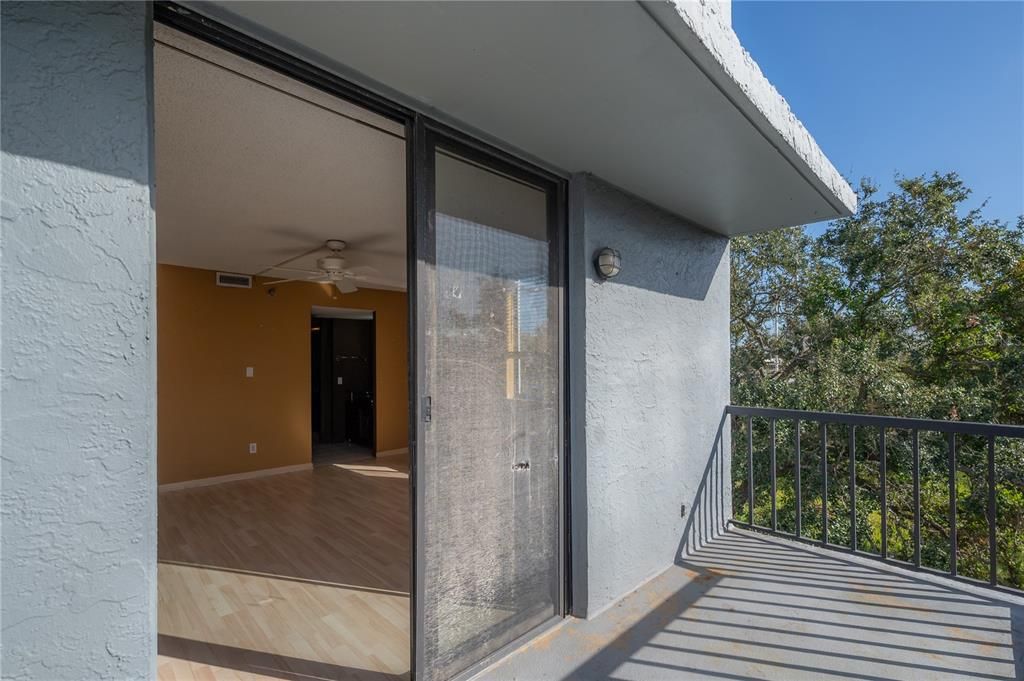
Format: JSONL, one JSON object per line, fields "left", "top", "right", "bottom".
{"left": 158, "top": 264, "right": 408, "bottom": 484}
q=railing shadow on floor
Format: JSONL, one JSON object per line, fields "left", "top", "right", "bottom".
{"left": 552, "top": 410, "right": 1024, "bottom": 680}
{"left": 677, "top": 409, "right": 731, "bottom": 560}
{"left": 556, "top": 535, "right": 1023, "bottom": 680}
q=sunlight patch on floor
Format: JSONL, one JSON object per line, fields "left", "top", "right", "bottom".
{"left": 333, "top": 462, "right": 409, "bottom": 479}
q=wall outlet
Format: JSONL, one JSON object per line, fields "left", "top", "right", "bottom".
{"left": 249, "top": 442, "right": 257, "bottom": 454}
{"left": 245, "top": 367, "right": 254, "bottom": 378}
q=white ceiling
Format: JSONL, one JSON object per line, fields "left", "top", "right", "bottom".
{"left": 154, "top": 25, "right": 407, "bottom": 289}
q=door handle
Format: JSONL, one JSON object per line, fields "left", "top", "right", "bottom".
{"left": 511, "top": 462, "right": 530, "bottom": 471}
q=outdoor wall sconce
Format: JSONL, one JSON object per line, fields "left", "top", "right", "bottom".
{"left": 594, "top": 247, "right": 622, "bottom": 280}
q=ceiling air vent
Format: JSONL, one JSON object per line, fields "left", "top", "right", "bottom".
{"left": 215, "top": 272, "right": 252, "bottom": 289}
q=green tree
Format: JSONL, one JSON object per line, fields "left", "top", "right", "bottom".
{"left": 731, "top": 173, "right": 1024, "bottom": 588}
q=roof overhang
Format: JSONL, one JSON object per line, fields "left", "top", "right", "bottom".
{"left": 184, "top": 1, "right": 856, "bottom": 236}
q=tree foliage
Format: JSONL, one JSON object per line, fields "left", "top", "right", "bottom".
{"left": 731, "top": 173, "right": 1024, "bottom": 588}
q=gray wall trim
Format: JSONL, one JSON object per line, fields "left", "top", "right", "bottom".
{"left": 567, "top": 173, "right": 590, "bottom": 618}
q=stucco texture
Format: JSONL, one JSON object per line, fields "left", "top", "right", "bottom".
{"left": 157, "top": 265, "right": 408, "bottom": 484}
{"left": 1, "top": 3, "right": 156, "bottom": 679}
{"left": 661, "top": 0, "right": 857, "bottom": 216}
{"left": 575, "top": 175, "right": 731, "bottom": 618}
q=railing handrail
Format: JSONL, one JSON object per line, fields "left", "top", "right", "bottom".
{"left": 729, "top": 404, "right": 1023, "bottom": 593}
{"left": 728, "top": 405, "right": 1024, "bottom": 439}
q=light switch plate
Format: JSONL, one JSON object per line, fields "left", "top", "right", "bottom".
{"left": 337, "top": 376, "right": 343, "bottom": 385}
{"left": 245, "top": 367, "right": 254, "bottom": 378}
{"left": 249, "top": 442, "right": 257, "bottom": 454}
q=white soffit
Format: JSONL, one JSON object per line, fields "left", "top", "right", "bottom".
{"left": 189, "top": 0, "right": 856, "bottom": 236}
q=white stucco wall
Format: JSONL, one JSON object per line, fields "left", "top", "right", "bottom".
{"left": 571, "top": 174, "right": 732, "bottom": 618}
{"left": 679, "top": 0, "right": 733, "bottom": 30}
{"left": 1, "top": 3, "right": 156, "bottom": 679}
{"left": 645, "top": 0, "right": 857, "bottom": 219}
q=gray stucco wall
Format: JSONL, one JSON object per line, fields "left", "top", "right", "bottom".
{"left": 0, "top": 2, "right": 731, "bottom": 671}
{"left": 1, "top": 3, "right": 156, "bottom": 679}
{"left": 571, "top": 174, "right": 731, "bottom": 618}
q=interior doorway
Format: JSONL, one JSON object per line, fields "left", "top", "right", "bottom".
{"left": 312, "top": 308, "right": 377, "bottom": 462}
{"left": 154, "top": 6, "right": 569, "bottom": 680}
{"left": 153, "top": 17, "right": 411, "bottom": 681}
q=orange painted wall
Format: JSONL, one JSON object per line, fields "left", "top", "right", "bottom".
{"left": 157, "top": 264, "right": 408, "bottom": 484}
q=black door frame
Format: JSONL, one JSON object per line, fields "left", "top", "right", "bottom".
{"left": 413, "top": 123, "right": 568, "bottom": 680}
{"left": 153, "top": 5, "right": 571, "bottom": 678}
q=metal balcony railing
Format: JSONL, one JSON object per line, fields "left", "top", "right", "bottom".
{"left": 727, "top": 405, "right": 1024, "bottom": 592}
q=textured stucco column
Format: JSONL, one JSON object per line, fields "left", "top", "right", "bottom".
{"left": 570, "top": 174, "right": 731, "bottom": 618}
{"left": 1, "top": 3, "right": 156, "bottom": 679}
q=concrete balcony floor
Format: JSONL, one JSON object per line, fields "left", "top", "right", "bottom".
{"left": 483, "top": 530, "right": 1024, "bottom": 680}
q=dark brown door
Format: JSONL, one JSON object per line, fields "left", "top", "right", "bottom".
{"left": 313, "top": 317, "right": 375, "bottom": 447}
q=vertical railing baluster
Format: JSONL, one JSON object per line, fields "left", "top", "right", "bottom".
{"left": 849, "top": 425, "right": 857, "bottom": 551}
{"left": 912, "top": 430, "right": 921, "bottom": 569}
{"left": 795, "top": 419, "right": 802, "bottom": 538}
{"left": 949, "top": 431, "right": 957, "bottom": 577}
{"left": 880, "top": 428, "right": 887, "bottom": 560}
{"left": 747, "top": 416, "right": 754, "bottom": 526}
{"left": 820, "top": 422, "right": 828, "bottom": 546}
{"left": 987, "top": 434, "right": 997, "bottom": 586}
{"left": 725, "top": 407, "right": 1017, "bottom": 594}
{"left": 770, "top": 418, "right": 777, "bottom": 532}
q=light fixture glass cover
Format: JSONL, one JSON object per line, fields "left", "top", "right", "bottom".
{"left": 595, "top": 247, "right": 621, "bottom": 280}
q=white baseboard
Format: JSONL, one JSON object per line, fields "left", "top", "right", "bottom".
{"left": 376, "top": 447, "right": 408, "bottom": 458}
{"left": 159, "top": 463, "right": 313, "bottom": 492}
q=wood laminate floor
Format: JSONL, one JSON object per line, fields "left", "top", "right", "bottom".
{"left": 158, "top": 455, "right": 410, "bottom": 681}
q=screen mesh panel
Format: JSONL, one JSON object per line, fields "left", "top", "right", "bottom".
{"left": 420, "top": 149, "right": 560, "bottom": 680}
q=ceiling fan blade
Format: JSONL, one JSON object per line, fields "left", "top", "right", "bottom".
{"left": 263, "top": 274, "right": 328, "bottom": 286}
{"left": 256, "top": 244, "right": 326, "bottom": 276}
{"left": 345, "top": 265, "right": 380, "bottom": 276}
{"left": 346, "top": 274, "right": 405, "bottom": 289}
{"left": 266, "top": 266, "right": 322, "bottom": 275}
{"left": 335, "top": 279, "right": 358, "bottom": 294}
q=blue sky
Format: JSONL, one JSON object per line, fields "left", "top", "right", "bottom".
{"left": 733, "top": 1, "right": 1024, "bottom": 227}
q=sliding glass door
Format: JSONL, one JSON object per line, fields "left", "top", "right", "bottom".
{"left": 412, "top": 125, "right": 564, "bottom": 680}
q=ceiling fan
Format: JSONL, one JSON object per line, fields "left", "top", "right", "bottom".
{"left": 259, "top": 239, "right": 379, "bottom": 294}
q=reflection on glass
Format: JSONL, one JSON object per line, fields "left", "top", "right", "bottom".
{"left": 422, "top": 149, "right": 559, "bottom": 680}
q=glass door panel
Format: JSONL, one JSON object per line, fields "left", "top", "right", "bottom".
{"left": 415, "top": 133, "right": 562, "bottom": 680}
